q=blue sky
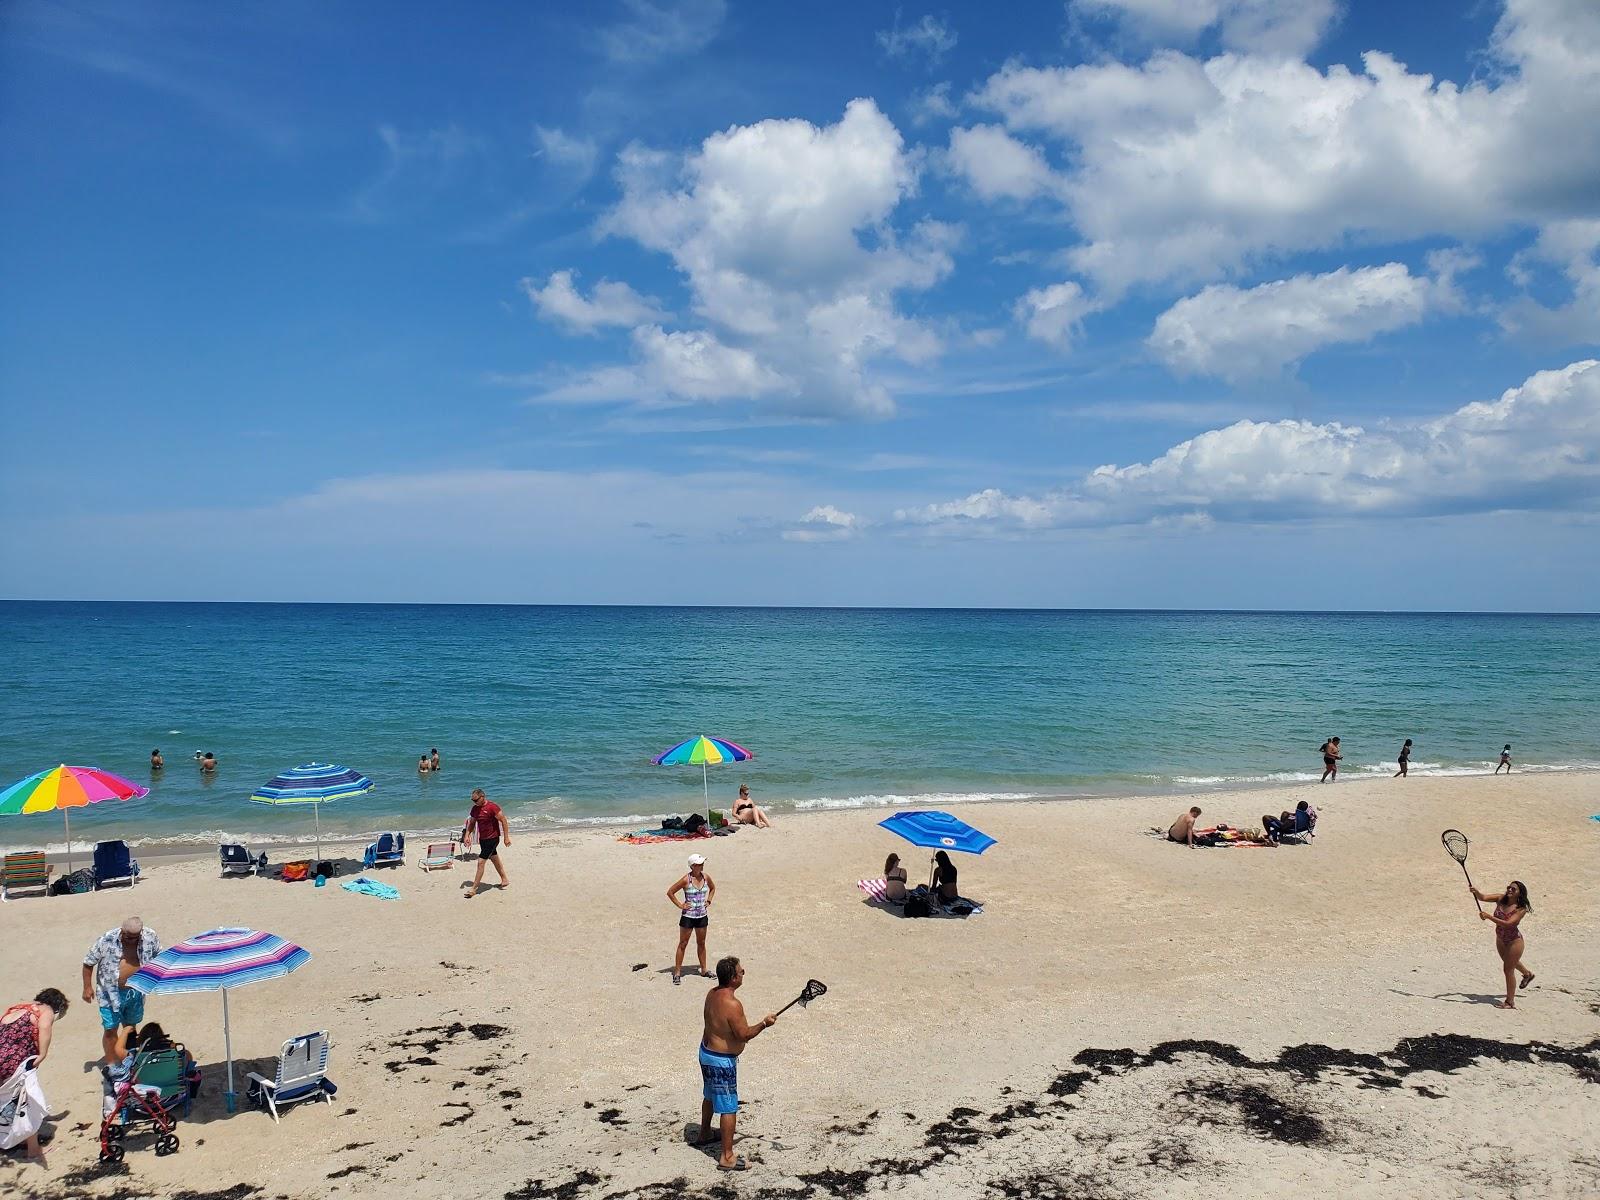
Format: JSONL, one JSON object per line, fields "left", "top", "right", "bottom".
{"left": 1, "top": 0, "right": 1596, "bottom": 609}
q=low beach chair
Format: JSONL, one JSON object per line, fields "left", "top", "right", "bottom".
{"left": 92, "top": 841, "right": 140, "bottom": 889}
{"left": 1, "top": 851, "right": 52, "bottom": 901}
{"left": 1279, "top": 808, "right": 1318, "bottom": 844}
{"left": 246, "top": 1032, "right": 337, "bottom": 1124}
{"left": 419, "top": 841, "right": 456, "bottom": 871}
{"left": 362, "top": 832, "right": 404, "bottom": 869}
{"left": 219, "top": 843, "right": 268, "bottom": 877}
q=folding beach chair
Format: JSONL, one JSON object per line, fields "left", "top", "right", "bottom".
{"left": 419, "top": 841, "right": 456, "bottom": 871}
{"left": 92, "top": 840, "right": 140, "bottom": 889}
{"left": 1278, "top": 808, "right": 1318, "bottom": 844}
{"left": 219, "top": 843, "right": 269, "bottom": 877}
{"left": 246, "top": 1032, "right": 337, "bottom": 1123}
{"left": 362, "top": 832, "right": 404, "bottom": 869}
{"left": 99, "top": 1047, "right": 193, "bottom": 1161}
{"left": 1, "top": 851, "right": 52, "bottom": 901}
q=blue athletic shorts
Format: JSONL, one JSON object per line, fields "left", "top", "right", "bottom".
{"left": 698, "top": 1044, "right": 739, "bottom": 1115}
{"left": 99, "top": 990, "right": 145, "bottom": 1031}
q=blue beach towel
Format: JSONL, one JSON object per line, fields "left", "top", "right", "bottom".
{"left": 341, "top": 876, "right": 400, "bottom": 900}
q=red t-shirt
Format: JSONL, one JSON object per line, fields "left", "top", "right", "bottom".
{"left": 468, "top": 801, "right": 502, "bottom": 841}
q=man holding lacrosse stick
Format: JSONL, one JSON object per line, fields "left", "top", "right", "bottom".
{"left": 696, "top": 956, "right": 777, "bottom": 1172}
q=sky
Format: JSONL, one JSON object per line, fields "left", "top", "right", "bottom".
{"left": 1, "top": 0, "right": 1597, "bottom": 610}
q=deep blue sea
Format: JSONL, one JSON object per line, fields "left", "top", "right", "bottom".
{"left": 2, "top": 602, "right": 1596, "bottom": 850}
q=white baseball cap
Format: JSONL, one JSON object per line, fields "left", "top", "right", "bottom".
{"left": 687, "top": 854, "right": 706, "bottom": 866}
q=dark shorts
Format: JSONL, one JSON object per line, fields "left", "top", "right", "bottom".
{"left": 478, "top": 837, "right": 500, "bottom": 860}
{"left": 1323, "top": 757, "right": 1336, "bottom": 768}
{"left": 680, "top": 915, "right": 708, "bottom": 930}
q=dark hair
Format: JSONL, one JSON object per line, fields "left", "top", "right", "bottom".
{"left": 1506, "top": 880, "right": 1532, "bottom": 912}
{"left": 1331, "top": 736, "right": 1340, "bottom": 744}
{"left": 1189, "top": 806, "right": 1202, "bottom": 816}
{"left": 137, "top": 1022, "right": 174, "bottom": 1051}
{"left": 152, "top": 749, "right": 160, "bottom": 755}
{"left": 35, "top": 988, "right": 68, "bottom": 1017}
{"left": 715, "top": 956, "right": 740, "bottom": 987}
{"left": 1504, "top": 744, "right": 1511, "bottom": 750}
{"left": 934, "top": 850, "right": 954, "bottom": 871}
{"left": 1296, "top": 800, "right": 1309, "bottom": 812}
{"left": 884, "top": 852, "right": 900, "bottom": 875}
{"left": 1403, "top": 739, "right": 1412, "bottom": 746}
{"left": 431, "top": 748, "right": 438, "bottom": 754}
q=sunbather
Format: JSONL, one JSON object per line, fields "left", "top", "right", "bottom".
{"left": 731, "top": 784, "right": 771, "bottom": 828}
{"left": 1168, "top": 807, "right": 1215, "bottom": 847}
{"left": 931, "top": 850, "right": 959, "bottom": 900}
{"left": 883, "top": 853, "right": 908, "bottom": 903}
{"left": 102, "top": 1022, "right": 200, "bottom": 1115}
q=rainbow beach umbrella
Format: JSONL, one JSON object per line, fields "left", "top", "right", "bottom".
{"left": 248, "top": 762, "right": 373, "bottom": 860}
{"left": 0, "top": 764, "right": 148, "bottom": 872}
{"left": 126, "top": 926, "right": 312, "bottom": 1111}
{"left": 651, "top": 735, "right": 753, "bottom": 814}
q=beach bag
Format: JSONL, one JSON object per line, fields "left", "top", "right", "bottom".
{"left": 903, "top": 895, "right": 931, "bottom": 918}
{"left": 49, "top": 867, "right": 96, "bottom": 896}
{"left": 281, "top": 862, "right": 310, "bottom": 883}
{"left": 315, "top": 860, "right": 336, "bottom": 878}
{"left": 684, "top": 813, "right": 708, "bottom": 834}
{"left": 662, "top": 816, "right": 685, "bottom": 831}
{"left": 0, "top": 1060, "right": 48, "bottom": 1151}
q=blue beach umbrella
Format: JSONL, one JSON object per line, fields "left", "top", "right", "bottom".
{"left": 879, "top": 810, "right": 996, "bottom": 888}
{"left": 248, "top": 762, "right": 373, "bottom": 860}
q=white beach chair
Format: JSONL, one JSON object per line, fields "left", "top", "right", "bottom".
{"left": 419, "top": 842, "right": 456, "bottom": 871}
{"left": 245, "top": 1032, "right": 336, "bottom": 1124}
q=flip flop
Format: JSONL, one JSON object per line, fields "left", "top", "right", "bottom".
{"left": 672, "top": 974, "right": 682, "bottom": 986}
{"left": 717, "top": 1157, "right": 750, "bottom": 1172}
{"left": 1519, "top": 973, "right": 1535, "bottom": 990}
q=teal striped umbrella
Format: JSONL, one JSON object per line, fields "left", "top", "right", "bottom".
{"left": 248, "top": 762, "right": 373, "bottom": 859}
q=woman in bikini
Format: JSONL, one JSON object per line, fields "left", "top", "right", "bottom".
{"left": 883, "top": 853, "right": 908, "bottom": 903}
{"left": 668, "top": 855, "right": 715, "bottom": 985}
{"left": 731, "top": 784, "right": 771, "bottom": 828}
{"left": 0, "top": 988, "right": 68, "bottom": 1160}
{"left": 1470, "top": 879, "right": 1535, "bottom": 1008}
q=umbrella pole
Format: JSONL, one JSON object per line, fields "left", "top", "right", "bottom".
{"left": 223, "top": 988, "right": 237, "bottom": 1112}
{"left": 315, "top": 803, "right": 322, "bottom": 861}
{"left": 702, "top": 763, "right": 710, "bottom": 817}
{"left": 63, "top": 808, "right": 73, "bottom": 874}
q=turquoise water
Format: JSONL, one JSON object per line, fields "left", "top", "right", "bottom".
{"left": 2, "top": 602, "right": 1596, "bottom": 849}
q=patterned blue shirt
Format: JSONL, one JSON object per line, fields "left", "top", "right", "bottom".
{"left": 83, "top": 927, "right": 161, "bottom": 1011}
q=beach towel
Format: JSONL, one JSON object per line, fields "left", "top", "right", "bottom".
{"left": 340, "top": 877, "right": 400, "bottom": 900}
{"left": 618, "top": 827, "right": 716, "bottom": 845}
{"left": 859, "top": 879, "right": 982, "bottom": 916}
{"left": 857, "top": 877, "right": 892, "bottom": 903}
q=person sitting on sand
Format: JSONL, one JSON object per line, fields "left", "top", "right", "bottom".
{"left": 430, "top": 748, "right": 441, "bottom": 771}
{"left": 1168, "top": 806, "right": 1214, "bottom": 848}
{"left": 731, "top": 784, "right": 771, "bottom": 828}
{"left": 1470, "top": 879, "right": 1535, "bottom": 1009}
{"left": 0, "top": 988, "right": 68, "bottom": 1161}
{"left": 695, "top": 956, "right": 776, "bottom": 1173}
{"left": 931, "top": 850, "right": 959, "bottom": 900}
{"left": 418, "top": 754, "right": 432, "bottom": 774}
{"left": 1495, "top": 744, "right": 1512, "bottom": 774}
{"left": 883, "top": 853, "right": 909, "bottom": 904}
{"left": 149, "top": 749, "right": 163, "bottom": 772}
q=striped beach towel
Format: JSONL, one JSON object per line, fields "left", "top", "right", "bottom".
{"left": 856, "top": 877, "right": 889, "bottom": 902}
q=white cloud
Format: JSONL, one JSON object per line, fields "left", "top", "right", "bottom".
{"left": 783, "top": 504, "right": 863, "bottom": 541}
{"left": 909, "top": 81, "right": 959, "bottom": 126}
{"left": 1148, "top": 261, "right": 1443, "bottom": 380}
{"left": 597, "top": 99, "right": 951, "bottom": 418}
{"left": 597, "top": 0, "right": 726, "bottom": 62}
{"left": 1501, "top": 218, "right": 1600, "bottom": 345}
{"left": 534, "top": 125, "right": 599, "bottom": 182}
{"left": 877, "top": 14, "right": 958, "bottom": 65}
{"left": 1014, "top": 281, "right": 1100, "bottom": 349}
{"left": 631, "top": 325, "right": 789, "bottom": 401}
{"left": 895, "top": 358, "right": 1600, "bottom": 530}
{"left": 1078, "top": 0, "right": 1342, "bottom": 57}
{"left": 522, "top": 270, "right": 666, "bottom": 333}
{"left": 947, "top": 124, "right": 1057, "bottom": 202}
{"left": 970, "top": 0, "right": 1600, "bottom": 291}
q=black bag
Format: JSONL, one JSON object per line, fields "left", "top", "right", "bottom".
{"left": 903, "top": 895, "right": 931, "bottom": 918}
{"left": 683, "top": 813, "right": 708, "bottom": 834}
{"left": 50, "top": 867, "right": 96, "bottom": 895}
{"left": 662, "top": 816, "right": 685, "bottom": 830}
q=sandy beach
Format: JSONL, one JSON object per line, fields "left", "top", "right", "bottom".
{"left": 3, "top": 772, "right": 1597, "bottom": 1200}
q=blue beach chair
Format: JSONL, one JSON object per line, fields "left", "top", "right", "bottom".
{"left": 92, "top": 841, "right": 140, "bottom": 889}
{"left": 219, "top": 843, "right": 268, "bottom": 877}
{"left": 246, "top": 1032, "right": 337, "bottom": 1123}
{"left": 362, "top": 833, "right": 404, "bottom": 869}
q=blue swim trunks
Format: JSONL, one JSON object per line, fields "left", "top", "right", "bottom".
{"left": 698, "top": 1044, "right": 739, "bottom": 1115}
{"left": 99, "top": 990, "right": 145, "bottom": 1031}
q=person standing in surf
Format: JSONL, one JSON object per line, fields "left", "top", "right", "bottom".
{"left": 1495, "top": 744, "right": 1512, "bottom": 774}
{"left": 1470, "top": 879, "right": 1534, "bottom": 1008}
{"left": 1394, "top": 738, "right": 1412, "bottom": 778}
{"left": 1319, "top": 736, "right": 1341, "bottom": 783}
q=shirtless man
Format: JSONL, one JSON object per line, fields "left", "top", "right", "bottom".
{"left": 1168, "top": 806, "right": 1210, "bottom": 848}
{"left": 696, "top": 956, "right": 776, "bottom": 1172}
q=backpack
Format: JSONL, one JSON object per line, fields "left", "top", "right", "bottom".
{"left": 903, "top": 895, "right": 931, "bottom": 918}
{"left": 49, "top": 868, "right": 96, "bottom": 896}
{"left": 683, "top": 813, "right": 708, "bottom": 834}
{"left": 662, "top": 816, "right": 685, "bottom": 831}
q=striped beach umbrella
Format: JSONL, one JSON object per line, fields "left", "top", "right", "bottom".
{"left": 651, "top": 735, "right": 753, "bottom": 814}
{"left": 248, "top": 762, "right": 373, "bottom": 859}
{"left": 0, "top": 764, "right": 148, "bottom": 872}
{"left": 126, "top": 927, "right": 311, "bottom": 1110}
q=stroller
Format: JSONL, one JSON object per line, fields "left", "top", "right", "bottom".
{"left": 98, "top": 1046, "right": 196, "bottom": 1162}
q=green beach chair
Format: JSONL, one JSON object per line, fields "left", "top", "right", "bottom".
{"left": 1, "top": 851, "right": 52, "bottom": 901}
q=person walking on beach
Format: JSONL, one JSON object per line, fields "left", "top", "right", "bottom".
{"left": 695, "top": 956, "right": 776, "bottom": 1173}
{"left": 1470, "top": 879, "right": 1534, "bottom": 1008}
{"left": 669, "top": 855, "right": 715, "bottom": 985}
{"left": 1496, "top": 744, "right": 1512, "bottom": 774}
{"left": 0, "top": 988, "right": 68, "bottom": 1161}
{"left": 1319, "top": 736, "right": 1341, "bottom": 783}
{"left": 460, "top": 788, "right": 510, "bottom": 899}
{"left": 82, "top": 918, "right": 160, "bottom": 1064}
{"left": 1394, "top": 739, "right": 1412, "bottom": 778}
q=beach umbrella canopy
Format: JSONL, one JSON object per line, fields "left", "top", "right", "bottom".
{"left": 126, "top": 926, "right": 311, "bottom": 1110}
{"left": 878, "top": 810, "right": 997, "bottom": 855}
{"left": 248, "top": 762, "right": 372, "bottom": 859}
{"left": 0, "top": 764, "right": 148, "bottom": 873}
{"left": 652, "top": 736, "right": 753, "bottom": 813}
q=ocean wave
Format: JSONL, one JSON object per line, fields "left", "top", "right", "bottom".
{"left": 792, "top": 790, "right": 1042, "bottom": 811}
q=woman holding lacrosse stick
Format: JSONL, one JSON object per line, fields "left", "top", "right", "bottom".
{"left": 1471, "top": 879, "right": 1535, "bottom": 1008}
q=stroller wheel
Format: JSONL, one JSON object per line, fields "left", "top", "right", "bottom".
{"left": 154, "top": 1133, "right": 180, "bottom": 1156}
{"left": 104, "top": 1123, "right": 126, "bottom": 1141}
{"left": 99, "top": 1143, "right": 126, "bottom": 1164}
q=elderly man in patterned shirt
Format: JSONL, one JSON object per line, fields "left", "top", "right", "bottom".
{"left": 82, "top": 917, "right": 161, "bottom": 1064}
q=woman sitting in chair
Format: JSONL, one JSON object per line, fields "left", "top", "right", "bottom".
{"left": 931, "top": 850, "right": 959, "bottom": 902}
{"left": 104, "top": 1023, "right": 200, "bottom": 1112}
{"left": 883, "top": 853, "right": 909, "bottom": 904}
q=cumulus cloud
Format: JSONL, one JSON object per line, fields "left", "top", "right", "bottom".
{"left": 1501, "top": 218, "right": 1600, "bottom": 345}
{"left": 597, "top": 0, "right": 726, "bottom": 62}
{"left": 1148, "top": 261, "right": 1445, "bottom": 380}
{"left": 1014, "top": 281, "right": 1101, "bottom": 349}
{"left": 534, "top": 126, "right": 599, "bottom": 182}
{"left": 522, "top": 270, "right": 666, "bottom": 333}
{"left": 969, "top": 0, "right": 1600, "bottom": 290}
{"left": 947, "top": 124, "right": 1057, "bottom": 202}
{"left": 536, "top": 324, "right": 790, "bottom": 405}
{"left": 1077, "top": 0, "right": 1342, "bottom": 57}
{"left": 590, "top": 98, "right": 951, "bottom": 418}
{"left": 909, "top": 81, "right": 959, "bottom": 126}
{"left": 894, "top": 359, "right": 1600, "bottom": 531}
{"left": 876, "top": 14, "right": 957, "bottom": 65}
{"left": 782, "top": 504, "right": 863, "bottom": 541}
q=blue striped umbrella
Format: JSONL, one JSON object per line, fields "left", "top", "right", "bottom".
{"left": 248, "top": 762, "right": 373, "bottom": 859}
{"left": 126, "top": 927, "right": 312, "bottom": 1110}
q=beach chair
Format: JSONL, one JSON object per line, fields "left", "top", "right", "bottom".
{"left": 419, "top": 841, "right": 456, "bottom": 871}
{"left": 1, "top": 851, "right": 52, "bottom": 902}
{"left": 1279, "top": 808, "right": 1318, "bottom": 844}
{"left": 362, "top": 832, "right": 404, "bottom": 869}
{"left": 92, "top": 841, "right": 140, "bottom": 889}
{"left": 246, "top": 1032, "right": 337, "bottom": 1123}
{"left": 99, "top": 1047, "right": 193, "bottom": 1161}
{"left": 219, "top": 843, "right": 268, "bottom": 877}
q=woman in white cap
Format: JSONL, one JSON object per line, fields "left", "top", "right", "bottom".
{"left": 667, "top": 855, "right": 715, "bottom": 985}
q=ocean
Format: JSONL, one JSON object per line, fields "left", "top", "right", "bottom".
{"left": 2, "top": 602, "right": 1596, "bottom": 850}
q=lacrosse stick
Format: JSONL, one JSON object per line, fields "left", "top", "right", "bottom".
{"left": 1442, "top": 829, "right": 1483, "bottom": 913}
{"left": 775, "top": 979, "right": 828, "bottom": 1016}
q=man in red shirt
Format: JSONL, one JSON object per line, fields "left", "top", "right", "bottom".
{"left": 460, "top": 788, "right": 510, "bottom": 899}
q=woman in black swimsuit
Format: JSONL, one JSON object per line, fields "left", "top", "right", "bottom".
{"left": 1394, "top": 738, "right": 1411, "bottom": 778}
{"left": 731, "top": 784, "right": 771, "bottom": 828}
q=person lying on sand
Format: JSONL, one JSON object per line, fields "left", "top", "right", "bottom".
{"left": 695, "top": 956, "right": 776, "bottom": 1172}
